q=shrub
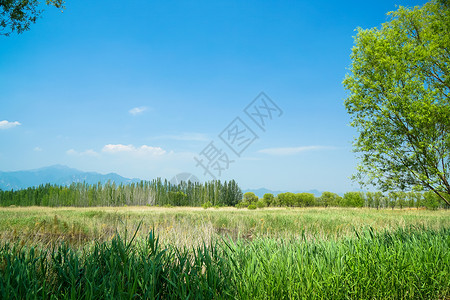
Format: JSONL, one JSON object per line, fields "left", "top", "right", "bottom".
{"left": 256, "top": 200, "right": 266, "bottom": 208}
{"left": 247, "top": 204, "right": 257, "bottom": 210}
{"left": 235, "top": 202, "right": 249, "bottom": 209}
{"left": 201, "top": 201, "right": 212, "bottom": 209}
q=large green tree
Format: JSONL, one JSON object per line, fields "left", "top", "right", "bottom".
{"left": 1, "top": 0, "right": 64, "bottom": 36}
{"left": 242, "top": 192, "right": 258, "bottom": 204}
{"left": 344, "top": 0, "right": 450, "bottom": 205}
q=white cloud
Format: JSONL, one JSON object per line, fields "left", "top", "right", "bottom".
{"left": 67, "top": 149, "right": 99, "bottom": 156}
{"left": 139, "top": 145, "right": 167, "bottom": 155}
{"left": 82, "top": 149, "right": 100, "bottom": 156}
{"left": 258, "top": 146, "right": 336, "bottom": 155}
{"left": 102, "top": 144, "right": 166, "bottom": 156}
{"left": 129, "top": 106, "right": 148, "bottom": 115}
{"left": 102, "top": 144, "right": 135, "bottom": 153}
{"left": 34, "top": 147, "right": 43, "bottom": 152}
{"left": 0, "top": 120, "right": 21, "bottom": 129}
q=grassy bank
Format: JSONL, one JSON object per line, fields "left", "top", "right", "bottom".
{"left": 1, "top": 226, "right": 449, "bottom": 299}
{"left": 1, "top": 207, "right": 449, "bottom": 298}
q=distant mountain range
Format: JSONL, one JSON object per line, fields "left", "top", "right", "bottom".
{"left": 0, "top": 165, "right": 138, "bottom": 190}
{"left": 242, "top": 188, "right": 323, "bottom": 198}
{"left": 0, "top": 165, "right": 324, "bottom": 196}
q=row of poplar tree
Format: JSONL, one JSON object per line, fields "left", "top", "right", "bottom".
{"left": 0, "top": 179, "right": 242, "bottom": 207}
{"left": 1, "top": 180, "right": 448, "bottom": 209}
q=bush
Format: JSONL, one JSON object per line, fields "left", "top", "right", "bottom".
{"left": 235, "top": 202, "right": 249, "bottom": 209}
{"left": 201, "top": 201, "right": 212, "bottom": 209}
{"left": 256, "top": 200, "right": 266, "bottom": 208}
{"left": 247, "top": 204, "right": 257, "bottom": 210}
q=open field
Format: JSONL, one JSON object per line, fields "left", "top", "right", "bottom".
{"left": 1, "top": 207, "right": 449, "bottom": 299}
{"left": 0, "top": 206, "right": 449, "bottom": 248}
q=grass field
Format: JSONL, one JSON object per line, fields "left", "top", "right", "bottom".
{"left": 0, "top": 207, "right": 449, "bottom": 299}
{"left": 0, "top": 206, "right": 449, "bottom": 248}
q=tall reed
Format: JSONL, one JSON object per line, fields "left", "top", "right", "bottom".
{"left": 0, "top": 226, "right": 448, "bottom": 299}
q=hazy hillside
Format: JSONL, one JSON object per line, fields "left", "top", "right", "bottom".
{"left": 0, "top": 165, "right": 324, "bottom": 197}
{"left": 0, "top": 165, "right": 138, "bottom": 190}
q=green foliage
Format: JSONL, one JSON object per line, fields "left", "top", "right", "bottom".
{"left": 168, "top": 191, "right": 187, "bottom": 206}
{"left": 262, "top": 193, "right": 274, "bottom": 206}
{"left": 0, "top": 179, "right": 243, "bottom": 208}
{"left": 2, "top": 181, "right": 449, "bottom": 210}
{"left": 0, "top": 227, "right": 449, "bottom": 299}
{"left": 247, "top": 204, "right": 257, "bottom": 210}
{"left": 319, "top": 191, "right": 341, "bottom": 207}
{"left": 342, "top": 192, "right": 365, "bottom": 207}
{"left": 423, "top": 191, "right": 441, "bottom": 210}
{"left": 0, "top": 0, "right": 65, "bottom": 36}
{"left": 255, "top": 200, "right": 266, "bottom": 208}
{"left": 374, "top": 191, "right": 384, "bottom": 209}
{"left": 201, "top": 201, "right": 212, "bottom": 209}
{"left": 296, "top": 192, "right": 316, "bottom": 207}
{"left": 388, "top": 192, "right": 399, "bottom": 210}
{"left": 343, "top": 0, "right": 450, "bottom": 205}
{"left": 235, "top": 202, "right": 248, "bottom": 209}
{"left": 276, "top": 192, "right": 296, "bottom": 207}
{"left": 439, "top": 0, "right": 450, "bottom": 9}
{"left": 276, "top": 192, "right": 317, "bottom": 207}
{"left": 243, "top": 192, "right": 258, "bottom": 204}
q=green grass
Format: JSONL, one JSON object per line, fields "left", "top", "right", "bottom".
{"left": 0, "top": 226, "right": 449, "bottom": 299}
{"left": 0, "top": 207, "right": 449, "bottom": 299}
{"left": 0, "top": 206, "right": 449, "bottom": 248}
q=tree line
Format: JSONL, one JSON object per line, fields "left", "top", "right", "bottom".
{"left": 1, "top": 180, "right": 449, "bottom": 210}
{"left": 240, "top": 191, "right": 450, "bottom": 210}
{"left": 0, "top": 179, "right": 242, "bottom": 207}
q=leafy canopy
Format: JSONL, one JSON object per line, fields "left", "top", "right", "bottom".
{"left": 1, "top": 0, "right": 64, "bottom": 36}
{"left": 343, "top": 0, "right": 450, "bottom": 205}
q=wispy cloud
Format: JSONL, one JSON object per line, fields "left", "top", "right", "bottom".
{"left": 102, "top": 144, "right": 134, "bottom": 153}
{"left": 152, "top": 133, "right": 209, "bottom": 142}
{"left": 66, "top": 149, "right": 77, "bottom": 155}
{"left": 102, "top": 144, "right": 166, "bottom": 156}
{"left": 67, "top": 149, "right": 99, "bottom": 157}
{"left": 258, "top": 146, "right": 336, "bottom": 156}
{"left": 128, "top": 106, "right": 148, "bottom": 116}
{"left": 34, "top": 147, "right": 43, "bottom": 152}
{"left": 0, "top": 120, "right": 21, "bottom": 129}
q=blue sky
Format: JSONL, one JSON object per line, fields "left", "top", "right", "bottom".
{"left": 0, "top": 0, "right": 427, "bottom": 193}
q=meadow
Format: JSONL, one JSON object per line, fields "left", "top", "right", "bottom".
{"left": 1, "top": 206, "right": 449, "bottom": 247}
{"left": 0, "top": 206, "right": 449, "bottom": 299}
